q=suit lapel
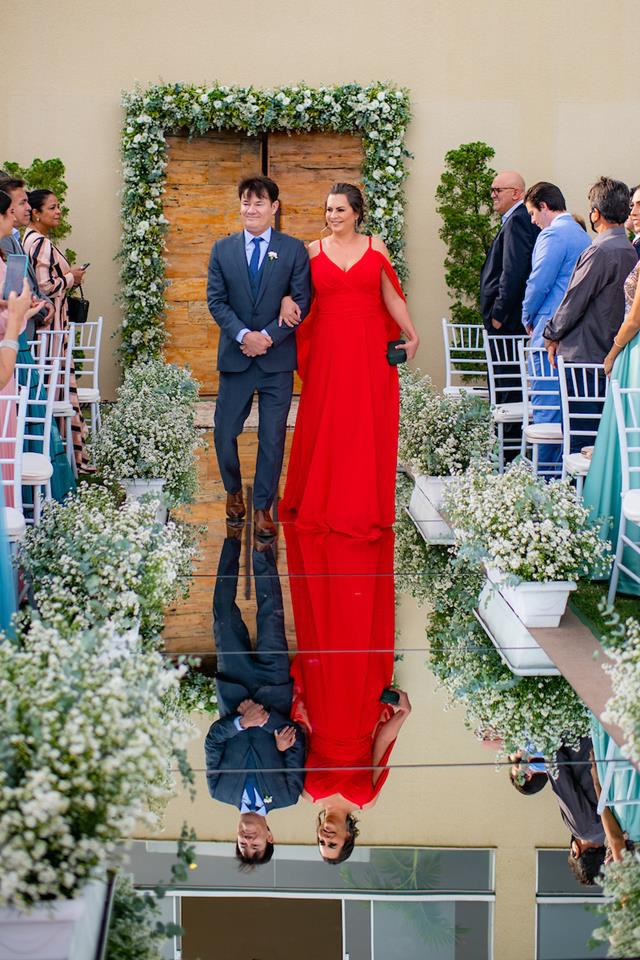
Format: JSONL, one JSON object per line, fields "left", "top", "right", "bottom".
{"left": 254, "top": 230, "right": 282, "bottom": 308}
{"left": 231, "top": 231, "right": 254, "bottom": 302}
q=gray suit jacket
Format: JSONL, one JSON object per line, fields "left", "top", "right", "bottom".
{"left": 543, "top": 227, "right": 637, "bottom": 363}
{"left": 0, "top": 231, "right": 52, "bottom": 340}
{"left": 206, "top": 229, "right": 311, "bottom": 373}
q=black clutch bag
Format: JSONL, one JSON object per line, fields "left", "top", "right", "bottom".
{"left": 67, "top": 285, "right": 90, "bottom": 324}
{"left": 379, "top": 687, "right": 400, "bottom": 705}
{"left": 387, "top": 338, "right": 407, "bottom": 365}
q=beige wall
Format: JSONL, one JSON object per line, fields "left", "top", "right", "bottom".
{"left": 5, "top": 0, "right": 640, "bottom": 398}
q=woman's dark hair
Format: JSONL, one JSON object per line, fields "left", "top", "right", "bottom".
{"left": 27, "top": 189, "right": 55, "bottom": 215}
{"left": 326, "top": 183, "right": 366, "bottom": 226}
{"left": 317, "top": 812, "right": 360, "bottom": 865}
{"left": 235, "top": 840, "right": 274, "bottom": 869}
{"left": 568, "top": 842, "right": 606, "bottom": 886}
{"left": 0, "top": 190, "right": 11, "bottom": 216}
{"left": 238, "top": 175, "right": 279, "bottom": 204}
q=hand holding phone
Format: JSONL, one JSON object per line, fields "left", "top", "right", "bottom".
{"left": 2, "top": 254, "right": 28, "bottom": 300}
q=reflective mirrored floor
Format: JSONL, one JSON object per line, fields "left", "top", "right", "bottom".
{"left": 141, "top": 436, "right": 620, "bottom": 960}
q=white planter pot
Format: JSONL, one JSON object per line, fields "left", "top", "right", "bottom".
{"left": 0, "top": 878, "right": 108, "bottom": 960}
{"left": 120, "top": 478, "right": 167, "bottom": 524}
{"left": 407, "top": 474, "right": 455, "bottom": 545}
{"left": 475, "top": 581, "right": 560, "bottom": 675}
{"left": 485, "top": 564, "right": 576, "bottom": 628}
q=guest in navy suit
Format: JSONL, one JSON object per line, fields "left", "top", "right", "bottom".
{"left": 480, "top": 171, "right": 540, "bottom": 453}
{"left": 204, "top": 529, "right": 305, "bottom": 866}
{"left": 207, "top": 176, "right": 311, "bottom": 540}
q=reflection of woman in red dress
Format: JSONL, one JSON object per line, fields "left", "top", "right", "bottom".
{"left": 285, "top": 527, "right": 412, "bottom": 863}
{"left": 280, "top": 183, "right": 419, "bottom": 539}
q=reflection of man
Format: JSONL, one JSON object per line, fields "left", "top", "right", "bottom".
{"left": 509, "top": 737, "right": 606, "bottom": 885}
{"left": 204, "top": 529, "right": 305, "bottom": 866}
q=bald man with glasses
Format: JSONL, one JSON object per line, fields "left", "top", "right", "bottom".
{"left": 480, "top": 171, "right": 540, "bottom": 336}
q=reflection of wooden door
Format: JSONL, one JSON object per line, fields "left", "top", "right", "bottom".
{"left": 163, "top": 130, "right": 363, "bottom": 396}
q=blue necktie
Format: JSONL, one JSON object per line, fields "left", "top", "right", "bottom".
{"left": 249, "top": 236, "right": 262, "bottom": 292}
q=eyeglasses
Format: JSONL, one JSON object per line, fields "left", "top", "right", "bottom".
{"left": 490, "top": 186, "right": 517, "bottom": 195}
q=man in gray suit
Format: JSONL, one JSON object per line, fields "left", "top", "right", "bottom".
{"left": 0, "top": 176, "right": 54, "bottom": 340}
{"left": 207, "top": 175, "right": 311, "bottom": 539}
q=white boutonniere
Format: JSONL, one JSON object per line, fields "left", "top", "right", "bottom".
{"left": 264, "top": 795, "right": 273, "bottom": 804}
{"left": 267, "top": 251, "right": 278, "bottom": 262}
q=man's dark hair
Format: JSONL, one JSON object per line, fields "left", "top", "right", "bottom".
{"left": 509, "top": 770, "right": 548, "bottom": 795}
{"left": 587, "top": 177, "right": 630, "bottom": 225}
{"left": 524, "top": 181, "right": 566, "bottom": 212}
{"left": 0, "top": 176, "right": 26, "bottom": 195}
{"left": 235, "top": 841, "right": 274, "bottom": 869}
{"left": 568, "top": 842, "right": 606, "bottom": 886}
{"left": 238, "top": 175, "right": 279, "bottom": 203}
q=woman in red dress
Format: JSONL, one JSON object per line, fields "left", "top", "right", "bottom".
{"left": 280, "top": 184, "right": 419, "bottom": 538}
{"left": 285, "top": 526, "right": 412, "bottom": 863}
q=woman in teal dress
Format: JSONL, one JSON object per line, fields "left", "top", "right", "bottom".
{"left": 591, "top": 717, "right": 640, "bottom": 850}
{"left": 582, "top": 262, "right": 640, "bottom": 596}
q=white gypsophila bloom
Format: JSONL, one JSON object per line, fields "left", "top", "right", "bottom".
{"left": 0, "top": 620, "right": 195, "bottom": 910}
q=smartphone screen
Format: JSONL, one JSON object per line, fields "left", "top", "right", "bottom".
{"left": 2, "top": 254, "right": 28, "bottom": 300}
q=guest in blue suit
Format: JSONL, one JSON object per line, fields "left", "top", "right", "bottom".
{"left": 522, "top": 182, "right": 591, "bottom": 469}
{"left": 204, "top": 528, "right": 305, "bottom": 866}
{"left": 207, "top": 175, "right": 311, "bottom": 540}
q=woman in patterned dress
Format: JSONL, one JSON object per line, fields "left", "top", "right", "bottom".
{"left": 22, "top": 190, "right": 89, "bottom": 472}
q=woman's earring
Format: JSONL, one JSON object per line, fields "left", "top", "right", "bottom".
{"left": 354, "top": 219, "right": 359, "bottom": 232}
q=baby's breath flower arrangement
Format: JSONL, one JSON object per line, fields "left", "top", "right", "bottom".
{"left": 91, "top": 359, "right": 201, "bottom": 506}
{"left": 0, "top": 620, "right": 194, "bottom": 910}
{"left": 592, "top": 850, "right": 640, "bottom": 957}
{"left": 19, "top": 484, "right": 198, "bottom": 644}
{"left": 120, "top": 81, "right": 411, "bottom": 364}
{"left": 398, "top": 366, "right": 494, "bottom": 476}
{"left": 602, "top": 617, "right": 640, "bottom": 767}
{"left": 445, "top": 461, "right": 610, "bottom": 583}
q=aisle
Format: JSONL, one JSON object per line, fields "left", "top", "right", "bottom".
{"left": 162, "top": 429, "right": 295, "bottom": 655}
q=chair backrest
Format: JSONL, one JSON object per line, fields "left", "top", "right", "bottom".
{"left": 483, "top": 332, "right": 528, "bottom": 406}
{"left": 442, "top": 320, "right": 487, "bottom": 390}
{"left": 70, "top": 316, "right": 103, "bottom": 392}
{"left": 0, "top": 386, "right": 28, "bottom": 512}
{"left": 30, "top": 329, "right": 72, "bottom": 406}
{"left": 611, "top": 381, "right": 640, "bottom": 496}
{"left": 518, "top": 341, "right": 562, "bottom": 425}
{"left": 596, "top": 736, "right": 640, "bottom": 816}
{"left": 14, "top": 359, "right": 61, "bottom": 462}
{"left": 557, "top": 357, "right": 608, "bottom": 461}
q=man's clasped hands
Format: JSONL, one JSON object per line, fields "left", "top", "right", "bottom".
{"left": 239, "top": 297, "right": 302, "bottom": 357}
{"left": 237, "top": 698, "right": 297, "bottom": 752}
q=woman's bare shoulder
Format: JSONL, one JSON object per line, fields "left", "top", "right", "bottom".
{"left": 307, "top": 239, "right": 322, "bottom": 259}
{"left": 370, "top": 235, "right": 391, "bottom": 260}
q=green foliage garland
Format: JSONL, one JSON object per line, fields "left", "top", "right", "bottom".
{"left": 119, "top": 81, "right": 411, "bottom": 364}
{"left": 2, "top": 157, "right": 75, "bottom": 260}
{"left": 435, "top": 142, "right": 499, "bottom": 325}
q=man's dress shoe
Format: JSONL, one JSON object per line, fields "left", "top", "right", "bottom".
{"left": 254, "top": 509, "right": 276, "bottom": 540}
{"left": 226, "top": 490, "right": 246, "bottom": 521}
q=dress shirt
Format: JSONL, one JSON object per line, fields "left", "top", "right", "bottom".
{"left": 236, "top": 227, "right": 273, "bottom": 344}
{"left": 543, "top": 226, "right": 638, "bottom": 363}
{"left": 241, "top": 782, "right": 267, "bottom": 816}
{"left": 501, "top": 200, "right": 523, "bottom": 225}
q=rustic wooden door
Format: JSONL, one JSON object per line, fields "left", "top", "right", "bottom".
{"left": 163, "top": 131, "right": 262, "bottom": 394}
{"left": 163, "top": 130, "right": 363, "bottom": 395}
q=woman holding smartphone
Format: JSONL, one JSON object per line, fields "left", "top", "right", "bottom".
{"left": 23, "top": 190, "right": 89, "bottom": 472}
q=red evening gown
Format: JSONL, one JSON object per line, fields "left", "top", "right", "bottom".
{"left": 280, "top": 237, "right": 403, "bottom": 538}
{"left": 285, "top": 527, "right": 398, "bottom": 808}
